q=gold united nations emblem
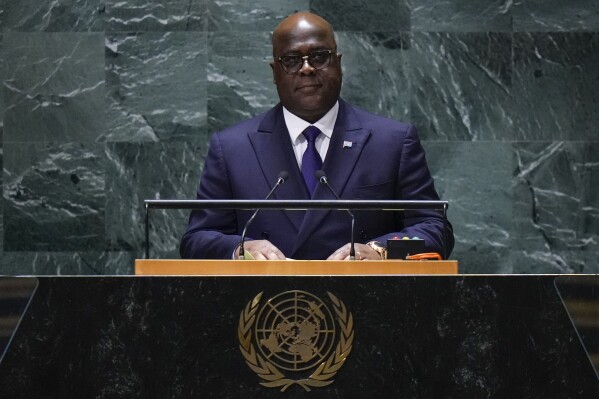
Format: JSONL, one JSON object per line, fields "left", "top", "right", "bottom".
{"left": 238, "top": 290, "right": 354, "bottom": 392}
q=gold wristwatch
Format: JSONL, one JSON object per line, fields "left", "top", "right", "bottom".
{"left": 366, "top": 241, "right": 387, "bottom": 260}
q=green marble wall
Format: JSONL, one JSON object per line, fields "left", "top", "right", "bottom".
{"left": 0, "top": 1, "right": 597, "bottom": 274}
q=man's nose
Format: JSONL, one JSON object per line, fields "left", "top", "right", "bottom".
{"left": 298, "top": 58, "right": 316, "bottom": 75}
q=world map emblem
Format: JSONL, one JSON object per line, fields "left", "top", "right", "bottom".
{"left": 238, "top": 290, "right": 354, "bottom": 392}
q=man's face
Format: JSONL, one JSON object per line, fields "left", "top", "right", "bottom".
{"left": 270, "top": 18, "right": 342, "bottom": 123}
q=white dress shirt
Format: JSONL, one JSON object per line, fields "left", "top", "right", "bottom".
{"left": 282, "top": 101, "right": 339, "bottom": 168}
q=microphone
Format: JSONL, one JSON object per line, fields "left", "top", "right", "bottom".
{"left": 238, "top": 171, "right": 289, "bottom": 260}
{"left": 315, "top": 170, "right": 356, "bottom": 261}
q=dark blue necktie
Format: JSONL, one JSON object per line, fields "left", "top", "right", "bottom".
{"left": 301, "top": 126, "right": 323, "bottom": 195}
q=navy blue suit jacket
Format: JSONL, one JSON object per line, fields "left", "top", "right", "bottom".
{"left": 180, "top": 99, "right": 454, "bottom": 259}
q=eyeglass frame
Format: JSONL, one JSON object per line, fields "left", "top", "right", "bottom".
{"left": 274, "top": 49, "right": 337, "bottom": 75}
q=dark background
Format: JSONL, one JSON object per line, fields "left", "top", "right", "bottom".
{"left": 0, "top": 0, "right": 597, "bottom": 275}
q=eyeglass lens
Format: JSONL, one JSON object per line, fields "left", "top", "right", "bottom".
{"left": 280, "top": 51, "right": 332, "bottom": 73}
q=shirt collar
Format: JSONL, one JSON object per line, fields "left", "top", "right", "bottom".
{"left": 283, "top": 101, "right": 339, "bottom": 144}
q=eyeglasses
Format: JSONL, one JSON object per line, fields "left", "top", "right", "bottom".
{"left": 275, "top": 49, "right": 335, "bottom": 74}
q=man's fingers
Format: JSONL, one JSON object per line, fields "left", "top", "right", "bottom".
{"left": 242, "top": 240, "right": 285, "bottom": 260}
{"left": 328, "top": 243, "right": 380, "bottom": 260}
{"left": 266, "top": 249, "right": 284, "bottom": 260}
{"left": 327, "top": 245, "right": 350, "bottom": 260}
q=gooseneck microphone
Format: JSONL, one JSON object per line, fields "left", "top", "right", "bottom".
{"left": 238, "top": 171, "right": 289, "bottom": 260}
{"left": 315, "top": 170, "right": 356, "bottom": 261}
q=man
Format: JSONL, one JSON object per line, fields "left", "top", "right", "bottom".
{"left": 180, "top": 12, "right": 454, "bottom": 260}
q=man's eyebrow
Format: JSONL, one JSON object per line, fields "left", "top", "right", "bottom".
{"left": 281, "top": 47, "right": 330, "bottom": 55}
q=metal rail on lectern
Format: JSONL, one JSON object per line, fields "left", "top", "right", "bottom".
{"left": 144, "top": 199, "right": 449, "bottom": 260}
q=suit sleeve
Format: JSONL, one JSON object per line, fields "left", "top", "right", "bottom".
{"left": 179, "top": 133, "right": 242, "bottom": 259}
{"left": 373, "top": 124, "right": 454, "bottom": 258}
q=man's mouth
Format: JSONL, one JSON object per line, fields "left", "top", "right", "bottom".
{"left": 296, "top": 84, "right": 321, "bottom": 91}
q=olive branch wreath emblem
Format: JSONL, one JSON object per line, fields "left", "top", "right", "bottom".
{"left": 238, "top": 291, "right": 354, "bottom": 392}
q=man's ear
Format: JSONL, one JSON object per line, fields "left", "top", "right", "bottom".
{"left": 270, "top": 61, "right": 277, "bottom": 84}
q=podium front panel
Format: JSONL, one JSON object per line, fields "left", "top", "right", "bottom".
{"left": 0, "top": 275, "right": 597, "bottom": 398}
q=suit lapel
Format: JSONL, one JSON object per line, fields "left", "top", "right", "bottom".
{"left": 292, "top": 100, "right": 371, "bottom": 255}
{"left": 248, "top": 105, "right": 307, "bottom": 231}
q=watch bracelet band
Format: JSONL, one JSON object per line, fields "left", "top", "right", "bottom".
{"left": 366, "top": 241, "right": 387, "bottom": 260}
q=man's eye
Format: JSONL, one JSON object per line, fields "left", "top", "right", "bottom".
{"left": 282, "top": 56, "right": 301, "bottom": 66}
{"left": 310, "top": 53, "right": 327, "bottom": 62}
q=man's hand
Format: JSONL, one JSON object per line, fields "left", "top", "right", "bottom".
{"left": 235, "top": 240, "right": 286, "bottom": 260}
{"left": 327, "top": 243, "right": 383, "bottom": 260}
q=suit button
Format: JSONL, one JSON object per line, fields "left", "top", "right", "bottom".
{"left": 360, "top": 230, "right": 367, "bottom": 239}
{"left": 261, "top": 231, "right": 270, "bottom": 239}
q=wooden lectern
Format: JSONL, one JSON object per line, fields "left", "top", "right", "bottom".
{"left": 134, "top": 259, "right": 458, "bottom": 275}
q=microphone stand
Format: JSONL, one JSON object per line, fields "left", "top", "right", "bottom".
{"left": 238, "top": 172, "right": 288, "bottom": 260}
{"left": 315, "top": 170, "right": 356, "bottom": 260}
